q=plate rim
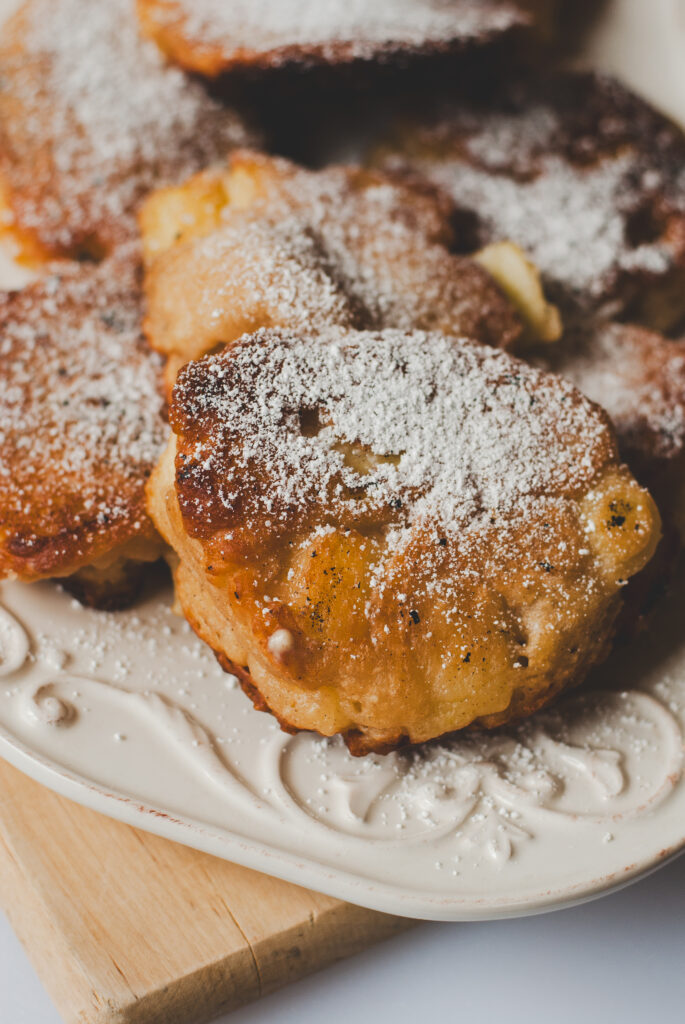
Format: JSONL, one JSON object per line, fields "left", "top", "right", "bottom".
{"left": 2, "top": 724, "right": 683, "bottom": 922}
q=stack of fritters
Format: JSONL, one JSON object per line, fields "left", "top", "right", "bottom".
{"left": 0, "top": 0, "right": 680, "bottom": 752}
{"left": 140, "top": 142, "right": 661, "bottom": 750}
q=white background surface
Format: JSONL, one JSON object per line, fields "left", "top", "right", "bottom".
{"left": 2, "top": 849, "right": 685, "bottom": 1024}
{"left": 2, "top": 1, "right": 685, "bottom": 1021}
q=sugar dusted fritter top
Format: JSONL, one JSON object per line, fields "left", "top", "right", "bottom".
{"left": 0, "top": 0, "right": 254, "bottom": 258}
{"left": 378, "top": 72, "right": 685, "bottom": 327}
{"left": 137, "top": 0, "right": 532, "bottom": 76}
{"left": 0, "top": 246, "right": 168, "bottom": 582}
{"left": 172, "top": 327, "right": 618, "bottom": 551}
{"left": 141, "top": 150, "right": 522, "bottom": 374}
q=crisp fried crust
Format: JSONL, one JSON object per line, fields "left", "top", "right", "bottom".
{"left": 136, "top": 0, "right": 533, "bottom": 77}
{"left": 147, "top": 326, "right": 660, "bottom": 754}
{"left": 141, "top": 150, "right": 522, "bottom": 379}
{"left": 376, "top": 72, "right": 685, "bottom": 328}
{"left": 0, "top": 0, "right": 254, "bottom": 260}
{"left": 0, "top": 246, "right": 167, "bottom": 603}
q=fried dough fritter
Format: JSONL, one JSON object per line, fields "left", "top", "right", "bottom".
{"left": 136, "top": 0, "right": 534, "bottom": 77}
{"left": 141, "top": 150, "right": 522, "bottom": 386}
{"left": 376, "top": 72, "right": 685, "bottom": 329}
{"left": 0, "top": 0, "right": 254, "bottom": 262}
{"left": 0, "top": 246, "right": 168, "bottom": 607}
{"left": 147, "top": 326, "right": 660, "bottom": 754}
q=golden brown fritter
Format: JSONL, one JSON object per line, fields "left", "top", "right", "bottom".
{"left": 376, "top": 72, "right": 685, "bottom": 329}
{"left": 141, "top": 150, "right": 522, "bottom": 386}
{"left": 147, "top": 326, "right": 660, "bottom": 754}
{"left": 0, "top": 246, "right": 167, "bottom": 607}
{"left": 0, "top": 0, "right": 254, "bottom": 261}
{"left": 136, "top": 0, "right": 534, "bottom": 77}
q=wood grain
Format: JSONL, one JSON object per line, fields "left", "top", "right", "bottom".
{"left": 0, "top": 759, "right": 409, "bottom": 1024}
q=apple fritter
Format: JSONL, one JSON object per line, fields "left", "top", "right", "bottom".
{"left": 376, "top": 72, "right": 685, "bottom": 328}
{"left": 136, "top": 0, "right": 533, "bottom": 77}
{"left": 0, "top": 0, "right": 254, "bottom": 262}
{"left": 0, "top": 246, "right": 167, "bottom": 608}
{"left": 147, "top": 326, "right": 660, "bottom": 754}
{"left": 141, "top": 150, "right": 522, "bottom": 386}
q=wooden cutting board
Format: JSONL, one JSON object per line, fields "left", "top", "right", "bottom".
{"left": 0, "top": 759, "right": 409, "bottom": 1024}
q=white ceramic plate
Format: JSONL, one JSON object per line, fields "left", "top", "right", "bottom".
{"left": 1, "top": 0, "right": 685, "bottom": 922}
{"left": 1, "top": 575, "right": 685, "bottom": 922}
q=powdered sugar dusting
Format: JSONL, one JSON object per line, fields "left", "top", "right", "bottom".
{"left": 149, "top": 158, "right": 520, "bottom": 355}
{"left": 381, "top": 73, "right": 685, "bottom": 319}
{"left": 191, "top": 216, "right": 359, "bottom": 331}
{"left": 0, "top": 246, "right": 168, "bottom": 562}
{"left": 173, "top": 327, "right": 615, "bottom": 556}
{"left": 0, "top": 0, "right": 253, "bottom": 251}
{"left": 158, "top": 0, "right": 527, "bottom": 61}
{"left": 404, "top": 152, "right": 671, "bottom": 314}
